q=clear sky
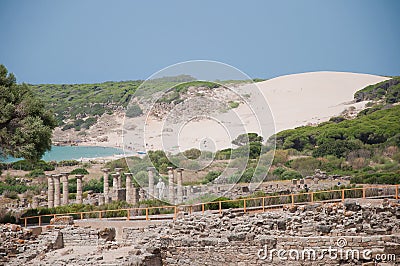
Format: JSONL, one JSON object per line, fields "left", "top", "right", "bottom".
{"left": 0, "top": 0, "right": 399, "bottom": 84}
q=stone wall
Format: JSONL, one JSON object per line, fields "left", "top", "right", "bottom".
{"left": 122, "top": 200, "right": 400, "bottom": 265}
{"left": 3, "top": 199, "right": 400, "bottom": 265}
{"left": 60, "top": 226, "right": 100, "bottom": 246}
{"left": 0, "top": 224, "right": 63, "bottom": 265}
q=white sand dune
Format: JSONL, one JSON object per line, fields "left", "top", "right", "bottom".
{"left": 252, "top": 71, "right": 389, "bottom": 132}
{"left": 121, "top": 71, "right": 389, "bottom": 153}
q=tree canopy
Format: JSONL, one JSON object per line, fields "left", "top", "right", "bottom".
{"left": 0, "top": 65, "right": 56, "bottom": 162}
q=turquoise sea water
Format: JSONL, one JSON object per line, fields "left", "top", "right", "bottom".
{"left": 0, "top": 146, "right": 125, "bottom": 163}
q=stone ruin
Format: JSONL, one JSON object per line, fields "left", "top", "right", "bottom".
{"left": 42, "top": 166, "right": 356, "bottom": 209}
{"left": 2, "top": 199, "right": 400, "bottom": 265}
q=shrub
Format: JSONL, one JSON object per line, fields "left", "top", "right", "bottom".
{"left": 183, "top": 148, "right": 201, "bottom": 160}
{"left": 272, "top": 167, "right": 286, "bottom": 177}
{"left": 280, "top": 170, "right": 302, "bottom": 180}
{"left": 83, "top": 179, "right": 103, "bottom": 193}
{"left": 3, "top": 190, "right": 19, "bottom": 200}
{"left": 229, "top": 101, "right": 239, "bottom": 109}
{"left": 11, "top": 160, "right": 54, "bottom": 171}
{"left": 126, "top": 103, "right": 143, "bottom": 118}
{"left": 205, "top": 197, "right": 240, "bottom": 210}
{"left": 272, "top": 150, "right": 289, "bottom": 165}
{"left": 0, "top": 209, "right": 16, "bottom": 224}
{"left": 393, "top": 152, "right": 400, "bottom": 163}
{"left": 57, "top": 160, "right": 80, "bottom": 166}
{"left": 351, "top": 172, "right": 400, "bottom": 184}
{"left": 202, "top": 171, "right": 221, "bottom": 184}
{"left": 290, "top": 157, "right": 322, "bottom": 176}
{"left": 70, "top": 168, "right": 89, "bottom": 175}
{"left": 26, "top": 169, "right": 45, "bottom": 177}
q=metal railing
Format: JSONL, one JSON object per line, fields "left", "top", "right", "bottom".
{"left": 22, "top": 184, "right": 399, "bottom": 227}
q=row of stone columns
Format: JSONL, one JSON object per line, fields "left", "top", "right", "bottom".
{"left": 47, "top": 173, "right": 84, "bottom": 208}
{"left": 101, "top": 168, "right": 140, "bottom": 205}
{"left": 46, "top": 167, "right": 186, "bottom": 208}
{"left": 159, "top": 167, "right": 183, "bottom": 204}
{"left": 100, "top": 167, "right": 185, "bottom": 205}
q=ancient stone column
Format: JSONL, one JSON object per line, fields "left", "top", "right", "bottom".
{"left": 53, "top": 174, "right": 61, "bottom": 207}
{"left": 111, "top": 173, "right": 119, "bottom": 201}
{"left": 168, "top": 167, "right": 175, "bottom": 204}
{"left": 115, "top": 168, "right": 123, "bottom": 189}
{"left": 47, "top": 174, "right": 54, "bottom": 208}
{"left": 132, "top": 187, "right": 139, "bottom": 205}
{"left": 75, "top": 174, "right": 83, "bottom": 204}
{"left": 125, "top": 173, "right": 133, "bottom": 204}
{"left": 139, "top": 188, "right": 146, "bottom": 202}
{"left": 32, "top": 196, "right": 39, "bottom": 209}
{"left": 147, "top": 167, "right": 155, "bottom": 198}
{"left": 102, "top": 168, "right": 110, "bottom": 204}
{"left": 61, "top": 172, "right": 69, "bottom": 205}
{"left": 98, "top": 195, "right": 105, "bottom": 206}
{"left": 176, "top": 168, "right": 183, "bottom": 204}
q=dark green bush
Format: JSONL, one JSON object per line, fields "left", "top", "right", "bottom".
{"left": 70, "top": 168, "right": 89, "bottom": 175}
{"left": 202, "top": 171, "right": 222, "bottom": 184}
{"left": 126, "top": 103, "right": 143, "bottom": 118}
{"left": 280, "top": 170, "right": 302, "bottom": 180}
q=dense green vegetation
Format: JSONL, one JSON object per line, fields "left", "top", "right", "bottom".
{"left": 0, "top": 176, "right": 41, "bottom": 195}
{"left": 354, "top": 77, "right": 400, "bottom": 104}
{"left": 28, "top": 75, "right": 197, "bottom": 129}
{"left": 273, "top": 105, "right": 400, "bottom": 157}
{"left": 0, "top": 65, "right": 57, "bottom": 161}
{"left": 30, "top": 80, "right": 141, "bottom": 127}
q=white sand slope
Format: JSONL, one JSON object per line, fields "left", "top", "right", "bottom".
{"left": 254, "top": 71, "right": 389, "bottom": 132}
{"left": 122, "top": 71, "right": 389, "bottom": 153}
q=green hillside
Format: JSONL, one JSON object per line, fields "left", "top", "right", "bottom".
{"left": 28, "top": 75, "right": 196, "bottom": 128}
{"left": 28, "top": 75, "right": 254, "bottom": 129}
{"left": 274, "top": 104, "right": 400, "bottom": 157}
{"left": 354, "top": 76, "right": 400, "bottom": 103}
{"left": 29, "top": 80, "right": 141, "bottom": 127}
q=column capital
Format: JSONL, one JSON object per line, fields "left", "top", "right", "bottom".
{"left": 124, "top": 172, "right": 134, "bottom": 177}
{"left": 147, "top": 167, "right": 156, "bottom": 171}
{"left": 114, "top": 168, "right": 123, "bottom": 172}
{"left": 176, "top": 168, "right": 184, "bottom": 172}
{"left": 60, "top": 172, "right": 70, "bottom": 176}
{"left": 75, "top": 174, "right": 84, "bottom": 179}
{"left": 111, "top": 173, "right": 119, "bottom": 178}
{"left": 101, "top": 168, "right": 111, "bottom": 173}
{"left": 167, "top": 166, "right": 174, "bottom": 170}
